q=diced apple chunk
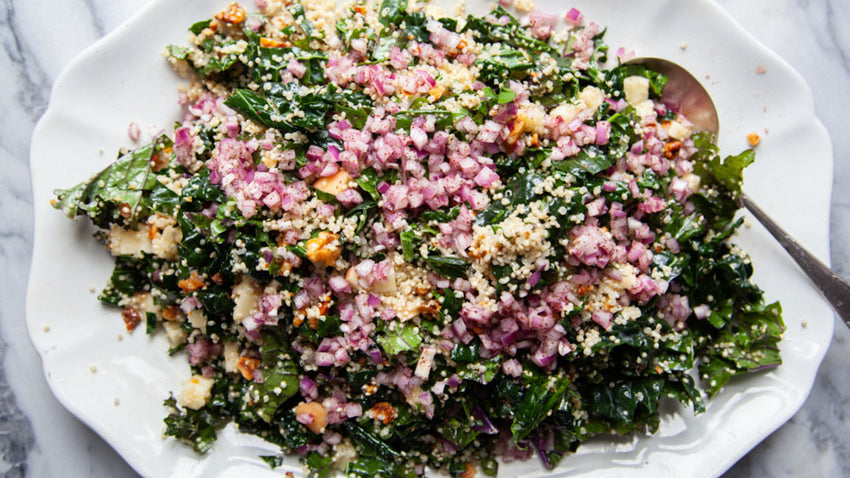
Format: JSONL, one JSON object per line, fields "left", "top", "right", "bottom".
{"left": 624, "top": 76, "right": 650, "bottom": 106}
{"left": 177, "top": 374, "right": 215, "bottom": 410}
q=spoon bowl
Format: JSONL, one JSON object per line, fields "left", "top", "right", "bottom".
{"left": 628, "top": 57, "right": 850, "bottom": 327}
{"left": 629, "top": 57, "right": 719, "bottom": 135}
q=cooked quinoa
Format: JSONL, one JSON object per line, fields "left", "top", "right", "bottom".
{"left": 53, "top": 0, "right": 784, "bottom": 476}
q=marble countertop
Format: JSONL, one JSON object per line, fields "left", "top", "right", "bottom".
{"left": 2, "top": 0, "right": 848, "bottom": 476}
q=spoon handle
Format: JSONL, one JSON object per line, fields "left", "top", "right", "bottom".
{"left": 742, "top": 193, "right": 850, "bottom": 327}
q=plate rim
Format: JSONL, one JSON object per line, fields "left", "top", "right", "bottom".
{"left": 27, "top": 0, "right": 835, "bottom": 476}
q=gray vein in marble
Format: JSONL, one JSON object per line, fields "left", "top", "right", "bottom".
{"left": 0, "top": 154, "right": 36, "bottom": 476}
{"left": 825, "top": 0, "right": 850, "bottom": 73}
{"left": 0, "top": 3, "right": 42, "bottom": 476}
{"left": 81, "top": 0, "right": 106, "bottom": 38}
{"left": 1, "top": 0, "right": 50, "bottom": 122}
{"left": 0, "top": 345, "right": 33, "bottom": 478}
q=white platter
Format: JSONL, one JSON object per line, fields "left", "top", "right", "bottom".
{"left": 27, "top": 0, "right": 834, "bottom": 476}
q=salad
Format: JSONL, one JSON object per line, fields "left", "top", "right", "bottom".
{"left": 52, "top": 0, "right": 785, "bottom": 476}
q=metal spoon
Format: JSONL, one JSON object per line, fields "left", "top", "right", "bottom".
{"left": 629, "top": 57, "right": 850, "bottom": 327}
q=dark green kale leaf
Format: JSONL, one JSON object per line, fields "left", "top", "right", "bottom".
{"left": 400, "top": 228, "right": 417, "bottom": 262}
{"left": 305, "top": 451, "right": 335, "bottom": 478}
{"left": 260, "top": 454, "right": 285, "bottom": 470}
{"left": 287, "top": 3, "right": 320, "bottom": 43}
{"left": 474, "top": 170, "right": 545, "bottom": 226}
{"left": 662, "top": 206, "right": 706, "bottom": 244}
{"left": 98, "top": 255, "right": 152, "bottom": 306}
{"left": 457, "top": 355, "right": 502, "bottom": 385}
{"left": 394, "top": 108, "right": 456, "bottom": 131}
{"left": 463, "top": 7, "right": 555, "bottom": 56}
{"left": 346, "top": 199, "right": 379, "bottom": 235}
{"left": 335, "top": 89, "right": 374, "bottom": 130}
{"left": 689, "top": 134, "right": 754, "bottom": 228}
{"left": 377, "top": 322, "right": 422, "bottom": 356}
{"left": 53, "top": 136, "right": 171, "bottom": 228}
{"left": 163, "top": 395, "right": 224, "bottom": 454}
{"left": 510, "top": 371, "right": 571, "bottom": 442}
{"left": 188, "top": 19, "right": 212, "bottom": 35}
{"left": 378, "top": 0, "right": 406, "bottom": 25}
{"left": 145, "top": 312, "right": 157, "bottom": 334}
{"left": 165, "top": 44, "right": 190, "bottom": 60}
{"left": 606, "top": 63, "right": 668, "bottom": 100}
{"left": 372, "top": 8, "right": 431, "bottom": 60}
{"left": 190, "top": 36, "right": 242, "bottom": 77}
{"left": 450, "top": 342, "right": 479, "bottom": 363}
{"left": 534, "top": 425, "right": 581, "bottom": 470}
{"left": 696, "top": 140, "right": 754, "bottom": 198}
{"left": 463, "top": 7, "right": 558, "bottom": 85}
{"left": 343, "top": 422, "right": 408, "bottom": 478}
{"left": 439, "top": 400, "right": 483, "bottom": 449}
{"left": 419, "top": 206, "right": 460, "bottom": 223}
{"left": 180, "top": 169, "right": 227, "bottom": 210}
{"left": 699, "top": 301, "right": 784, "bottom": 397}
{"left": 298, "top": 314, "right": 341, "bottom": 343}
{"left": 146, "top": 183, "right": 181, "bottom": 216}
{"left": 344, "top": 456, "right": 395, "bottom": 478}
{"left": 246, "top": 45, "right": 328, "bottom": 85}
{"left": 224, "top": 83, "right": 336, "bottom": 133}
{"left": 582, "top": 377, "right": 672, "bottom": 432}
{"left": 273, "top": 409, "right": 320, "bottom": 451}
{"left": 247, "top": 329, "right": 300, "bottom": 422}
{"left": 354, "top": 167, "right": 381, "bottom": 201}
{"left": 425, "top": 255, "right": 469, "bottom": 279}
{"left": 475, "top": 48, "right": 535, "bottom": 85}
{"left": 600, "top": 111, "right": 639, "bottom": 159}
{"left": 433, "top": 288, "right": 464, "bottom": 322}
{"left": 551, "top": 145, "right": 614, "bottom": 177}
{"left": 176, "top": 210, "right": 233, "bottom": 283}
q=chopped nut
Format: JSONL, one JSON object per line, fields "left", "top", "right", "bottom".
{"left": 161, "top": 304, "right": 180, "bottom": 321}
{"left": 121, "top": 307, "right": 141, "bottom": 331}
{"left": 305, "top": 231, "right": 341, "bottom": 267}
{"left": 215, "top": 2, "right": 246, "bottom": 24}
{"left": 178, "top": 271, "right": 205, "bottom": 293}
{"left": 369, "top": 402, "right": 397, "bottom": 424}
{"left": 260, "top": 37, "right": 290, "bottom": 48}
{"left": 237, "top": 356, "right": 261, "bottom": 381}
{"left": 506, "top": 115, "right": 526, "bottom": 145}
{"left": 663, "top": 140, "right": 683, "bottom": 159}
{"left": 151, "top": 148, "right": 170, "bottom": 171}
{"left": 746, "top": 132, "right": 761, "bottom": 147}
{"left": 118, "top": 203, "right": 133, "bottom": 218}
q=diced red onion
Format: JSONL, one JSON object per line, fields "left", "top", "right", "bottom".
{"left": 694, "top": 304, "right": 711, "bottom": 320}
{"left": 565, "top": 7, "right": 584, "bottom": 25}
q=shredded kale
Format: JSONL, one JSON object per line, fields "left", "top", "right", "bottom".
{"left": 377, "top": 322, "right": 422, "bottom": 356}
{"left": 55, "top": 1, "right": 786, "bottom": 476}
